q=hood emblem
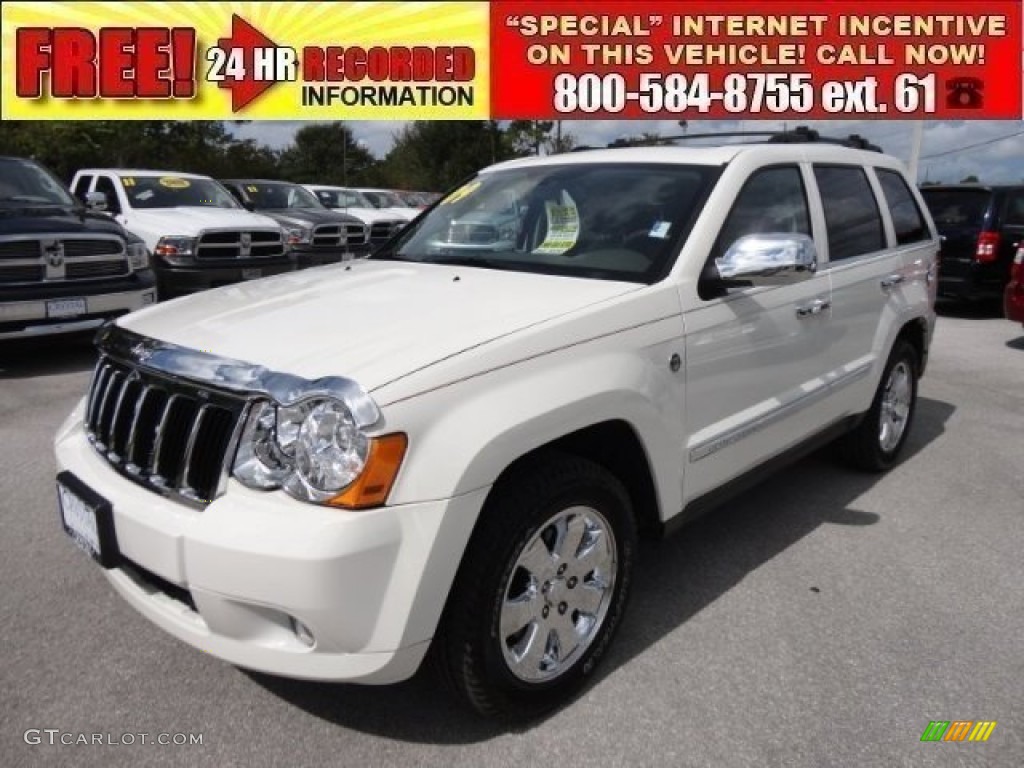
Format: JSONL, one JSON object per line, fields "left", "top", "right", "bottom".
{"left": 240, "top": 232, "right": 252, "bottom": 257}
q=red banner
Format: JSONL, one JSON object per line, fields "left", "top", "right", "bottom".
{"left": 491, "top": 1, "right": 1022, "bottom": 119}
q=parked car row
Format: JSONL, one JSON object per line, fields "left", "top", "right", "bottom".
{"left": 0, "top": 155, "right": 441, "bottom": 340}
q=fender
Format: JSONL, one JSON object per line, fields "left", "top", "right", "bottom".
{"left": 381, "top": 327, "right": 686, "bottom": 523}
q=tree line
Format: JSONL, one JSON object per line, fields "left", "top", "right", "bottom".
{"left": 0, "top": 120, "right": 591, "bottom": 193}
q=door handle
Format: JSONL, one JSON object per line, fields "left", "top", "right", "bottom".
{"left": 796, "top": 298, "right": 831, "bottom": 318}
{"left": 880, "top": 274, "right": 905, "bottom": 290}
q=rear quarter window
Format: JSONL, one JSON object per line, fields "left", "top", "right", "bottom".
{"left": 876, "top": 169, "right": 930, "bottom": 244}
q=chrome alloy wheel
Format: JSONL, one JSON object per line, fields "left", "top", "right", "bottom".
{"left": 879, "top": 360, "right": 912, "bottom": 452}
{"left": 499, "top": 506, "right": 617, "bottom": 683}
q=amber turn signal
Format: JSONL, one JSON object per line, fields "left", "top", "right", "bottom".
{"left": 328, "top": 433, "right": 408, "bottom": 509}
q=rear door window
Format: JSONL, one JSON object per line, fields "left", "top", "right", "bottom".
{"left": 813, "top": 166, "right": 885, "bottom": 261}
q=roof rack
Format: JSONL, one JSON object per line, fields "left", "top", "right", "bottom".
{"left": 606, "top": 126, "right": 883, "bottom": 153}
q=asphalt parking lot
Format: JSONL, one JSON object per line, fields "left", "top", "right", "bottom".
{"left": 2, "top": 301, "right": 1022, "bottom": 768}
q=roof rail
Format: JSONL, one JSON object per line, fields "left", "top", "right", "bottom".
{"left": 606, "top": 126, "right": 883, "bottom": 153}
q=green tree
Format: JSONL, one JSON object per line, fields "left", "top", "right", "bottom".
{"left": 380, "top": 121, "right": 514, "bottom": 191}
{"left": 506, "top": 120, "right": 553, "bottom": 156}
{"left": 278, "top": 123, "right": 377, "bottom": 185}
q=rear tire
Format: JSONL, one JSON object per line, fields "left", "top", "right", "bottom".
{"left": 839, "top": 340, "right": 919, "bottom": 472}
{"left": 433, "top": 453, "right": 636, "bottom": 721}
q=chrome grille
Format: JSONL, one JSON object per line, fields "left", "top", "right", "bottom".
{"left": 85, "top": 356, "right": 245, "bottom": 507}
{"left": 311, "top": 223, "right": 369, "bottom": 247}
{"left": 195, "top": 230, "right": 284, "bottom": 260}
{"left": 0, "top": 235, "right": 127, "bottom": 285}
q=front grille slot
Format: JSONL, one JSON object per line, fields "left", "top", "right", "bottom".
{"left": 312, "top": 225, "right": 341, "bottom": 246}
{"left": 65, "top": 261, "right": 129, "bottom": 279}
{"left": 85, "top": 356, "right": 245, "bottom": 507}
{"left": 0, "top": 241, "right": 40, "bottom": 260}
{"left": 370, "top": 221, "right": 401, "bottom": 242}
{"left": 0, "top": 265, "right": 44, "bottom": 283}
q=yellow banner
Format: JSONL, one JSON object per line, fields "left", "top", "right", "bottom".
{"left": 1, "top": 1, "right": 489, "bottom": 119}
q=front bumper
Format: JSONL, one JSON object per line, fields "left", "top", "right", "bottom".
{"left": 54, "top": 402, "right": 487, "bottom": 683}
{"left": 0, "top": 272, "right": 157, "bottom": 340}
{"left": 155, "top": 258, "right": 296, "bottom": 296}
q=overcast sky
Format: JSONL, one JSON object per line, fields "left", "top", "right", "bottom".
{"left": 230, "top": 120, "right": 1024, "bottom": 184}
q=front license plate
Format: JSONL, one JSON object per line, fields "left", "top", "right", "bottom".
{"left": 56, "top": 471, "right": 120, "bottom": 568}
{"left": 46, "top": 298, "right": 87, "bottom": 318}
{"left": 241, "top": 268, "right": 262, "bottom": 279}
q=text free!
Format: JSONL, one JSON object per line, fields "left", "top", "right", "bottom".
{"left": 15, "top": 27, "right": 476, "bottom": 100}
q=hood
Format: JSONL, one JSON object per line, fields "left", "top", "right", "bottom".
{"left": 122, "top": 207, "right": 282, "bottom": 238}
{"left": 0, "top": 206, "right": 124, "bottom": 236}
{"left": 119, "top": 259, "right": 639, "bottom": 390}
{"left": 254, "top": 208, "right": 364, "bottom": 227}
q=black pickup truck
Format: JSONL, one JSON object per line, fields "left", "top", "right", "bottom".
{"left": 0, "top": 156, "right": 156, "bottom": 341}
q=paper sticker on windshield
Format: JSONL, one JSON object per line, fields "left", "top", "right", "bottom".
{"left": 121, "top": 177, "right": 136, "bottom": 187}
{"left": 159, "top": 177, "right": 191, "bottom": 189}
{"left": 441, "top": 180, "right": 481, "bottom": 205}
{"left": 649, "top": 220, "right": 671, "bottom": 239}
{"left": 246, "top": 185, "right": 259, "bottom": 193}
{"left": 534, "top": 193, "right": 580, "bottom": 255}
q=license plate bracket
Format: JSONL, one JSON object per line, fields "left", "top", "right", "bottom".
{"left": 56, "top": 470, "right": 121, "bottom": 569}
{"left": 241, "top": 268, "right": 262, "bottom": 280}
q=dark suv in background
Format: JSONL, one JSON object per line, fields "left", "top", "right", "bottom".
{"left": 220, "top": 180, "right": 370, "bottom": 267}
{"left": 919, "top": 184, "right": 1023, "bottom": 302}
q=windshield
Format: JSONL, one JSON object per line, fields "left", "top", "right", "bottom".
{"left": 312, "top": 188, "right": 373, "bottom": 209}
{"left": 239, "top": 182, "right": 321, "bottom": 210}
{"left": 121, "top": 175, "right": 240, "bottom": 209}
{"left": 920, "top": 188, "right": 992, "bottom": 230}
{"left": 363, "top": 190, "right": 406, "bottom": 208}
{"left": 377, "top": 163, "right": 716, "bottom": 284}
{"left": 0, "top": 157, "right": 76, "bottom": 207}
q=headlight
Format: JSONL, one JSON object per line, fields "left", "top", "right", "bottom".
{"left": 154, "top": 236, "right": 197, "bottom": 265}
{"left": 285, "top": 225, "right": 313, "bottom": 245}
{"left": 233, "top": 397, "right": 406, "bottom": 508}
{"left": 126, "top": 241, "right": 149, "bottom": 270}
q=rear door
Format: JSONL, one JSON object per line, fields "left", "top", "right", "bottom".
{"left": 808, "top": 164, "right": 906, "bottom": 419}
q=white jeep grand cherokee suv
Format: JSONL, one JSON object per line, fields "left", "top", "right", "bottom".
{"left": 55, "top": 139, "right": 938, "bottom": 720}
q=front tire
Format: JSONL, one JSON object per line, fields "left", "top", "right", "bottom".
{"left": 839, "top": 339, "right": 919, "bottom": 472}
{"left": 434, "top": 453, "right": 637, "bottom": 721}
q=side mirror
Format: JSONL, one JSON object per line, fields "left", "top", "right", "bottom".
{"left": 85, "top": 191, "right": 109, "bottom": 212}
{"left": 241, "top": 200, "right": 255, "bottom": 212}
{"left": 715, "top": 233, "right": 818, "bottom": 284}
